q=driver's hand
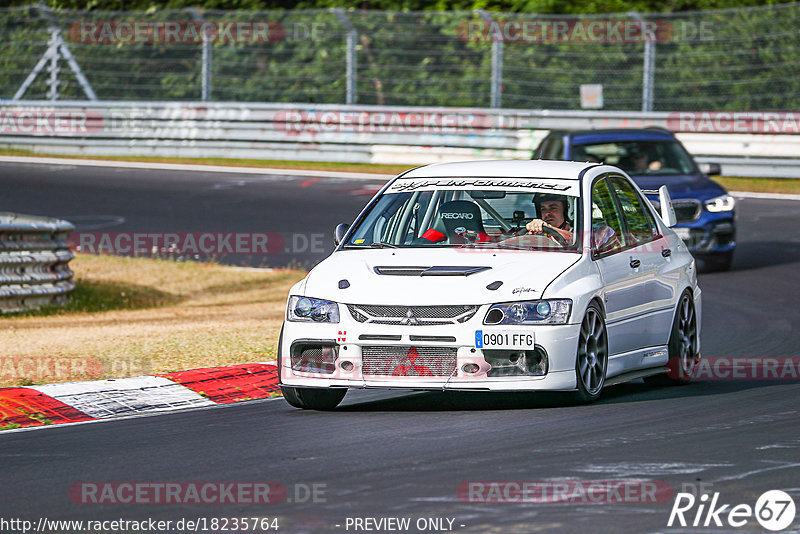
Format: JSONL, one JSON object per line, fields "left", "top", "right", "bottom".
{"left": 526, "top": 219, "right": 549, "bottom": 234}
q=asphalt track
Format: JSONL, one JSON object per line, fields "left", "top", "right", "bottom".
{"left": 1, "top": 161, "right": 800, "bottom": 533}
{"left": 0, "top": 161, "right": 379, "bottom": 268}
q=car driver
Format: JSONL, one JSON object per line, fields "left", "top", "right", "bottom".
{"left": 526, "top": 194, "right": 574, "bottom": 243}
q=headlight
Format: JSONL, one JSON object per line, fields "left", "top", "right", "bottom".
{"left": 705, "top": 194, "right": 735, "bottom": 212}
{"left": 287, "top": 296, "right": 340, "bottom": 323}
{"left": 484, "top": 299, "right": 572, "bottom": 325}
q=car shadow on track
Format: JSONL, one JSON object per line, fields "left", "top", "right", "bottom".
{"left": 599, "top": 379, "right": 796, "bottom": 403}
{"left": 334, "top": 379, "right": 796, "bottom": 412}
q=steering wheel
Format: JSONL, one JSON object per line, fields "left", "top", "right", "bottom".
{"left": 505, "top": 225, "right": 568, "bottom": 247}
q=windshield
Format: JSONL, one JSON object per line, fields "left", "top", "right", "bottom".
{"left": 571, "top": 140, "right": 699, "bottom": 176}
{"left": 343, "top": 177, "right": 580, "bottom": 252}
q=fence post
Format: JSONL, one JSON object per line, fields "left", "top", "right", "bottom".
{"left": 201, "top": 36, "right": 212, "bottom": 101}
{"left": 332, "top": 8, "right": 357, "bottom": 105}
{"left": 47, "top": 31, "right": 60, "bottom": 100}
{"left": 476, "top": 10, "right": 503, "bottom": 109}
{"left": 629, "top": 11, "right": 655, "bottom": 112}
{"left": 189, "top": 9, "right": 212, "bottom": 101}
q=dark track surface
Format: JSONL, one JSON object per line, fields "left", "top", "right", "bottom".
{"left": 0, "top": 161, "right": 380, "bottom": 268}
{"left": 1, "top": 162, "right": 799, "bottom": 533}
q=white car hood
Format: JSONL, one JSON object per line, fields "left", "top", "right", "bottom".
{"left": 301, "top": 248, "right": 580, "bottom": 305}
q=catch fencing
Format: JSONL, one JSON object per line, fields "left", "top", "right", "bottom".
{"left": 0, "top": 212, "right": 75, "bottom": 313}
{"left": 2, "top": 4, "right": 800, "bottom": 111}
{"left": 2, "top": 101, "right": 800, "bottom": 177}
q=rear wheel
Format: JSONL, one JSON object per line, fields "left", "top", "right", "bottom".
{"left": 644, "top": 290, "right": 699, "bottom": 386}
{"left": 573, "top": 304, "right": 608, "bottom": 403}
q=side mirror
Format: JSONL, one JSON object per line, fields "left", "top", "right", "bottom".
{"left": 700, "top": 162, "right": 722, "bottom": 176}
{"left": 658, "top": 185, "right": 677, "bottom": 228}
{"left": 334, "top": 223, "right": 350, "bottom": 246}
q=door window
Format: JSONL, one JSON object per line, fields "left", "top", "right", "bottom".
{"left": 591, "top": 178, "right": 624, "bottom": 255}
{"left": 609, "top": 176, "right": 660, "bottom": 246}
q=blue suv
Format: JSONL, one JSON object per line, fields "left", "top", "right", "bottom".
{"left": 533, "top": 128, "right": 735, "bottom": 271}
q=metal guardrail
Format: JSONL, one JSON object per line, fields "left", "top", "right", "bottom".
{"left": 0, "top": 212, "right": 75, "bottom": 313}
{"left": 1, "top": 101, "right": 799, "bottom": 177}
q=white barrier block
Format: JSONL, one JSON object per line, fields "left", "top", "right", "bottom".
{"left": 28, "top": 376, "right": 215, "bottom": 419}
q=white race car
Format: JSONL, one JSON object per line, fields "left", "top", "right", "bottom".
{"left": 278, "top": 160, "right": 701, "bottom": 409}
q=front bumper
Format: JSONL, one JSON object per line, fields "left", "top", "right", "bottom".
{"left": 279, "top": 314, "right": 580, "bottom": 392}
{"left": 676, "top": 214, "right": 735, "bottom": 254}
{"left": 647, "top": 194, "right": 735, "bottom": 255}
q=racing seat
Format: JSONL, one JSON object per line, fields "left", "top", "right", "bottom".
{"left": 436, "top": 200, "right": 489, "bottom": 244}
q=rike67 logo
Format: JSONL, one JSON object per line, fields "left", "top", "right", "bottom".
{"left": 668, "top": 490, "right": 796, "bottom": 531}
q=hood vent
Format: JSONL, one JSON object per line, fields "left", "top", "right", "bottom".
{"left": 374, "top": 266, "right": 428, "bottom": 276}
{"left": 375, "top": 265, "right": 491, "bottom": 277}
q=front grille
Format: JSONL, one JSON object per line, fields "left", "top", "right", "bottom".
{"left": 649, "top": 198, "right": 701, "bottom": 223}
{"left": 347, "top": 304, "right": 478, "bottom": 326}
{"left": 673, "top": 200, "right": 701, "bottom": 223}
{"left": 362, "top": 346, "right": 457, "bottom": 377}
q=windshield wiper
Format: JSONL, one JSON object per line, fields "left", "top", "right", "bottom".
{"left": 467, "top": 241, "right": 561, "bottom": 251}
{"left": 341, "top": 242, "right": 398, "bottom": 249}
{"left": 467, "top": 242, "right": 530, "bottom": 251}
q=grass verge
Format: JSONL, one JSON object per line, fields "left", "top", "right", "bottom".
{"left": 0, "top": 148, "right": 408, "bottom": 175}
{"left": 0, "top": 254, "right": 304, "bottom": 388}
{"left": 713, "top": 176, "right": 800, "bottom": 195}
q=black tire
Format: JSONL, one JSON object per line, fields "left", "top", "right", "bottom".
{"left": 280, "top": 384, "right": 307, "bottom": 409}
{"left": 573, "top": 303, "right": 608, "bottom": 403}
{"left": 644, "top": 290, "right": 699, "bottom": 386}
{"left": 281, "top": 387, "right": 347, "bottom": 410}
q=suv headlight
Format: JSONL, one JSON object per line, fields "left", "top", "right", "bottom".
{"left": 705, "top": 194, "right": 735, "bottom": 212}
{"left": 287, "top": 296, "right": 340, "bottom": 323}
{"left": 484, "top": 299, "right": 572, "bottom": 325}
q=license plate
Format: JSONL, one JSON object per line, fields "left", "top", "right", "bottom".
{"left": 674, "top": 227, "right": 691, "bottom": 241}
{"left": 475, "top": 330, "right": 535, "bottom": 350}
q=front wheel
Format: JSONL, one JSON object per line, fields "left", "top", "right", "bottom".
{"left": 573, "top": 304, "right": 608, "bottom": 403}
{"left": 281, "top": 386, "right": 347, "bottom": 410}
